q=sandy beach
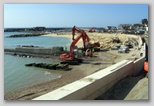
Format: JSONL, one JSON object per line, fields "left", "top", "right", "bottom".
{"left": 44, "top": 32, "right": 84, "bottom": 48}
{"left": 44, "top": 32, "right": 140, "bottom": 49}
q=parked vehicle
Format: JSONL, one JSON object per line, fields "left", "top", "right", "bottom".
{"left": 118, "top": 46, "right": 129, "bottom": 53}
{"left": 111, "top": 46, "right": 119, "bottom": 50}
{"left": 111, "top": 45, "right": 120, "bottom": 50}
{"left": 112, "top": 37, "right": 121, "bottom": 43}
{"left": 124, "top": 41, "right": 133, "bottom": 48}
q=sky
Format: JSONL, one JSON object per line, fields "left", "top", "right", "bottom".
{"left": 4, "top": 4, "right": 148, "bottom": 28}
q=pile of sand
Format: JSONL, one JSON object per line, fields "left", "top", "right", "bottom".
{"left": 46, "top": 32, "right": 139, "bottom": 50}
{"left": 87, "top": 33, "right": 139, "bottom": 50}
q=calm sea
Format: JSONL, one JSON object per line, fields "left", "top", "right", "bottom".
{"left": 4, "top": 32, "right": 70, "bottom": 94}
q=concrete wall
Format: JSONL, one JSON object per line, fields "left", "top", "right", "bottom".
{"left": 4, "top": 48, "right": 15, "bottom": 52}
{"left": 4, "top": 46, "right": 63, "bottom": 55}
{"left": 132, "top": 43, "right": 146, "bottom": 76}
{"left": 15, "top": 47, "right": 53, "bottom": 55}
{"left": 132, "top": 56, "right": 145, "bottom": 76}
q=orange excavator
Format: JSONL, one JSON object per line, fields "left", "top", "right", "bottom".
{"left": 88, "top": 27, "right": 96, "bottom": 32}
{"left": 60, "top": 26, "right": 100, "bottom": 65}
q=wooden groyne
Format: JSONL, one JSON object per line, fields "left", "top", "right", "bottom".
{"left": 25, "top": 63, "right": 69, "bottom": 71}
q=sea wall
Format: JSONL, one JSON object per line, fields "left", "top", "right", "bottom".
{"left": 15, "top": 47, "right": 53, "bottom": 55}
{"left": 133, "top": 43, "right": 146, "bottom": 76}
{"left": 4, "top": 46, "right": 64, "bottom": 55}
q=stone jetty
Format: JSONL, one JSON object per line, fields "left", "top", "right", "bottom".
{"left": 7, "top": 33, "right": 48, "bottom": 38}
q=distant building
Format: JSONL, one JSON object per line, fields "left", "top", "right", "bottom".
{"left": 95, "top": 28, "right": 108, "bottom": 32}
{"left": 118, "top": 24, "right": 132, "bottom": 30}
{"left": 132, "top": 24, "right": 147, "bottom": 35}
{"left": 107, "top": 26, "right": 117, "bottom": 33}
{"left": 118, "top": 24, "right": 136, "bottom": 34}
{"left": 133, "top": 24, "right": 146, "bottom": 31}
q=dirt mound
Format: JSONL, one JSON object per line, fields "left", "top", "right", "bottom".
{"left": 88, "top": 33, "right": 139, "bottom": 50}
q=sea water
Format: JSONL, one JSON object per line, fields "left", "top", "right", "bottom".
{"left": 4, "top": 32, "right": 70, "bottom": 94}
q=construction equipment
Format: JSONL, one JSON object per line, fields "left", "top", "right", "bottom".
{"left": 118, "top": 46, "right": 129, "bottom": 53}
{"left": 59, "top": 26, "right": 100, "bottom": 65}
{"left": 144, "top": 61, "right": 148, "bottom": 78}
{"left": 88, "top": 27, "right": 96, "bottom": 32}
{"left": 144, "top": 61, "right": 148, "bottom": 72}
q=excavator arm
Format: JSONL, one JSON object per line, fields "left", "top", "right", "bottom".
{"left": 60, "top": 26, "right": 85, "bottom": 61}
{"left": 72, "top": 26, "right": 90, "bottom": 49}
{"left": 59, "top": 26, "right": 100, "bottom": 64}
{"left": 70, "top": 33, "right": 83, "bottom": 58}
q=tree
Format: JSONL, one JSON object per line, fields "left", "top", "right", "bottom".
{"left": 141, "top": 19, "right": 148, "bottom": 25}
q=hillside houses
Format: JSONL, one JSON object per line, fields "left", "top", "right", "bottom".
{"left": 4, "top": 19, "right": 148, "bottom": 35}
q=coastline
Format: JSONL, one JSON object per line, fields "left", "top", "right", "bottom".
{"left": 43, "top": 32, "right": 72, "bottom": 38}
{"left": 4, "top": 32, "right": 142, "bottom": 100}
